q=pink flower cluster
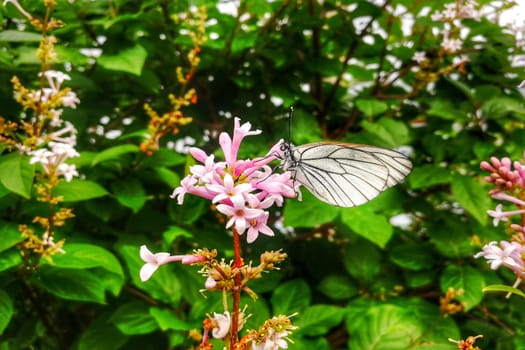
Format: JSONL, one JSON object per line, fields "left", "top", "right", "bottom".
{"left": 429, "top": 0, "right": 481, "bottom": 55}
{"left": 171, "top": 118, "right": 297, "bottom": 243}
{"left": 474, "top": 241, "right": 525, "bottom": 280}
{"left": 431, "top": 0, "right": 481, "bottom": 22}
{"left": 481, "top": 156, "right": 525, "bottom": 190}
{"left": 476, "top": 154, "right": 525, "bottom": 283}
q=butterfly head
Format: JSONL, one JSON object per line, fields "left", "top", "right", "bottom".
{"left": 278, "top": 141, "right": 297, "bottom": 172}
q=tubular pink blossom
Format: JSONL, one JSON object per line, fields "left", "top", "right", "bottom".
{"left": 170, "top": 118, "right": 297, "bottom": 243}
{"left": 190, "top": 147, "right": 208, "bottom": 163}
{"left": 487, "top": 204, "right": 525, "bottom": 227}
{"left": 139, "top": 245, "right": 205, "bottom": 281}
{"left": 491, "top": 192, "right": 525, "bottom": 207}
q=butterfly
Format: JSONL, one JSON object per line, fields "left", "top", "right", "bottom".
{"left": 278, "top": 141, "right": 412, "bottom": 208}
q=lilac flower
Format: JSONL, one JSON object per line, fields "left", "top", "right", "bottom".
{"left": 207, "top": 173, "right": 253, "bottom": 203}
{"left": 474, "top": 241, "right": 525, "bottom": 279}
{"left": 171, "top": 117, "right": 296, "bottom": 243}
{"left": 61, "top": 91, "right": 80, "bottom": 108}
{"left": 29, "top": 149, "right": 53, "bottom": 165}
{"left": 205, "top": 276, "right": 217, "bottom": 290}
{"left": 28, "top": 141, "right": 80, "bottom": 182}
{"left": 57, "top": 163, "right": 79, "bottom": 182}
{"left": 217, "top": 196, "right": 264, "bottom": 234}
{"left": 441, "top": 37, "right": 463, "bottom": 52}
{"left": 252, "top": 328, "right": 290, "bottom": 350}
{"left": 246, "top": 212, "right": 274, "bottom": 243}
{"left": 487, "top": 204, "right": 525, "bottom": 227}
{"left": 211, "top": 311, "right": 231, "bottom": 339}
{"left": 139, "top": 245, "right": 205, "bottom": 281}
{"left": 41, "top": 70, "right": 71, "bottom": 90}
{"left": 491, "top": 192, "right": 525, "bottom": 207}
{"left": 412, "top": 51, "right": 426, "bottom": 64}
{"left": 431, "top": 0, "right": 481, "bottom": 22}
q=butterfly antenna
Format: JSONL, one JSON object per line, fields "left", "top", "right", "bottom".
{"left": 287, "top": 106, "right": 294, "bottom": 144}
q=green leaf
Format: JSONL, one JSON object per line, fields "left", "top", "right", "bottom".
{"left": 117, "top": 244, "right": 182, "bottom": 304}
{"left": 140, "top": 149, "right": 186, "bottom": 167}
{"left": 111, "top": 178, "right": 147, "bottom": 213}
{"left": 451, "top": 174, "right": 491, "bottom": 225}
{"left": 317, "top": 275, "right": 358, "bottom": 300}
{"left": 163, "top": 225, "right": 193, "bottom": 244}
{"left": 443, "top": 76, "right": 476, "bottom": 103}
{"left": 0, "top": 249, "right": 22, "bottom": 272}
{"left": 0, "top": 221, "right": 24, "bottom": 252}
{"left": 340, "top": 205, "right": 393, "bottom": 248}
{"left": 33, "top": 267, "right": 107, "bottom": 304}
{"left": 0, "top": 30, "right": 42, "bottom": 42}
{"left": 289, "top": 336, "right": 332, "bottom": 350}
{"left": 343, "top": 240, "right": 381, "bottom": 282}
{"left": 429, "top": 220, "right": 478, "bottom": 258}
{"left": 154, "top": 167, "right": 181, "bottom": 187}
{"left": 0, "top": 289, "right": 14, "bottom": 335}
{"left": 92, "top": 268, "right": 124, "bottom": 297}
{"left": 347, "top": 304, "right": 423, "bottom": 350}
{"left": 98, "top": 45, "right": 148, "bottom": 76}
{"left": 291, "top": 110, "right": 323, "bottom": 144}
{"left": 482, "top": 97, "right": 525, "bottom": 119}
{"left": 296, "top": 304, "right": 345, "bottom": 336}
{"left": 360, "top": 118, "right": 411, "bottom": 147}
{"left": 110, "top": 302, "right": 158, "bottom": 335}
{"left": 0, "top": 153, "right": 35, "bottom": 199}
{"left": 355, "top": 99, "right": 389, "bottom": 117}
{"left": 440, "top": 265, "right": 485, "bottom": 311}
{"left": 283, "top": 191, "right": 340, "bottom": 227}
{"left": 50, "top": 243, "right": 124, "bottom": 276}
{"left": 393, "top": 299, "right": 460, "bottom": 348}
{"left": 408, "top": 165, "right": 452, "bottom": 189}
{"left": 54, "top": 179, "right": 108, "bottom": 202}
{"left": 150, "top": 307, "right": 194, "bottom": 331}
{"left": 91, "top": 144, "right": 140, "bottom": 165}
{"left": 270, "top": 279, "right": 311, "bottom": 315}
{"left": 483, "top": 284, "right": 525, "bottom": 298}
{"left": 427, "top": 100, "right": 468, "bottom": 121}
{"left": 347, "top": 65, "right": 374, "bottom": 81}
{"left": 389, "top": 242, "right": 435, "bottom": 271}
{"left": 78, "top": 318, "right": 128, "bottom": 350}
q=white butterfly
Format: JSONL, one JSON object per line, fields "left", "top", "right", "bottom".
{"left": 278, "top": 141, "right": 412, "bottom": 207}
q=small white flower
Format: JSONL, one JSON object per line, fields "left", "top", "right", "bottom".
{"left": 139, "top": 245, "right": 171, "bottom": 282}
{"left": 57, "top": 163, "right": 79, "bottom": 182}
{"left": 41, "top": 70, "right": 71, "bottom": 90}
{"left": 49, "top": 141, "right": 79, "bottom": 158}
{"left": 252, "top": 329, "right": 290, "bottom": 350}
{"left": 430, "top": 11, "right": 443, "bottom": 21}
{"left": 29, "top": 149, "right": 53, "bottom": 165}
{"left": 205, "top": 276, "right": 217, "bottom": 290}
{"left": 61, "top": 91, "right": 80, "bottom": 108}
{"left": 211, "top": 311, "right": 231, "bottom": 339}
{"left": 412, "top": 51, "right": 426, "bottom": 64}
{"left": 441, "top": 38, "right": 463, "bottom": 52}
{"left": 49, "top": 109, "right": 64, "bottom": 127}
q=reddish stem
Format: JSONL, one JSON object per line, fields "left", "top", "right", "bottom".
{"left": 230, "top": 228, "right": 243, "bottom": 349}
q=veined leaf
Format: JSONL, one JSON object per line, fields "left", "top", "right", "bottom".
{"left": 0, "top": 153, "right": 35, "bottom": 199}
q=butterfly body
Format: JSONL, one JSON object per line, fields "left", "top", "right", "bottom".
{"left": 279, "top": 141, "right": 412, "bottom": 207}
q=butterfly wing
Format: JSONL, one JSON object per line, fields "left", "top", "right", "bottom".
{"left": 290, "top": 142, "right": 412, "bottom": 207}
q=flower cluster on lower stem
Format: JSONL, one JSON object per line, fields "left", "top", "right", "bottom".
{"left": 476, "top": 153, "right": 525, "bottom": 288}
{"left": 140, "top": 245, "right": 287, "bottom": 292}
{"left": 171, "top": 117, "right": 297, "bottom": 244}
{"left": 139, "top": 244, "right": 291, "bottom": 348}
{"left": 140, "top": 118, "right": 298, "bottom": 349}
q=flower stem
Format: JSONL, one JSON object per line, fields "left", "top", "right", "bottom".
{"left": 230, "top": 228, "right": 243, "bottom": 348}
